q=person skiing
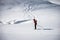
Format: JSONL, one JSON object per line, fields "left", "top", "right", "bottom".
{"left": 33, "top": 17, "right": 37, "bottom": 30}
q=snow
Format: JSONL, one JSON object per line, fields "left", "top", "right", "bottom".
{"left": 0, "top": 8, "right": 60, "bottom": 40}
{"left": 0, "top": 19, "right": 60, "bottom": 40}
{"left": 0, "top": 15, "right": 60, "bottom": 40}
{"left": 0, "top": 0, "right": 60, "bottom": 40}
{"left": 48, "top": 0, "right": 60, "bottom": 5}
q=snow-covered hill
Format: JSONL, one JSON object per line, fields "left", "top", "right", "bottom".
{"left": 0, "top": 0, "right": 60, "bottom": 40}
{"left": 0, "top": 19, "right": 31, "bottom": 24}
{"left": 0, "top": 20, "right": 60, "bottom": 40}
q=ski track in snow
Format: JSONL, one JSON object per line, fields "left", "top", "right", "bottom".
{"left": 0, "top": 8, "right": 60, "bottom": 40}
{"left": 0, "top": 0, "right": 60, "bottom": 40}
{"left": 0, "top": 20, "right": 60, "bottom": 40}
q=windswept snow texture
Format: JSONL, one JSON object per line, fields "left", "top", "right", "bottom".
{"left": 0, "top": 0, "right": 60, "bottom": 40}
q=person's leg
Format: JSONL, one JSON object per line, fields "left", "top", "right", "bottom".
{"left": 35, "top": 24, "right": 36, "bottom": 30}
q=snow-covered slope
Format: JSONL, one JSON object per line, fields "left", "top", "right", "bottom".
{"left": 0, "top": 0, "right": 60, "bottom": 40}
{"left": 0, "top": 8, "right": 60, "bottom": 40}
{"left": 0, "top": 20, "right": 60, "bottom": 40}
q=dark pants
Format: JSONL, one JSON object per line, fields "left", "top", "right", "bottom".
{"left": 35, "top": 23, "right": 37, "bottom": 30}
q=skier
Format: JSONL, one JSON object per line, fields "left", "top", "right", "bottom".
{"left": 33, "top": 17, "right": 37, "bottom": 30}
